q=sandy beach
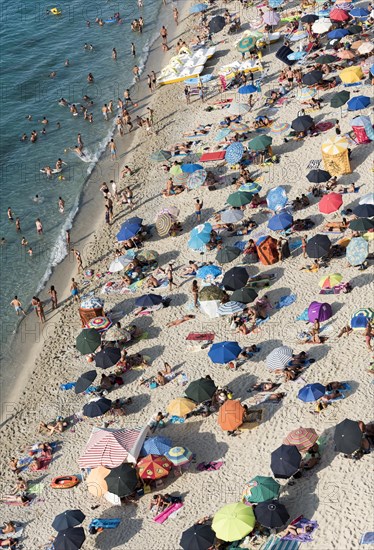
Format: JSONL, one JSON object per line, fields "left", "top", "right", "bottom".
{"left": 1, "top": 0, "right": 373, "bottom": 549}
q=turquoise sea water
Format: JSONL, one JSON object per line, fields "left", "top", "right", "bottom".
{"left": 0, "top": 0, "right": 162, "bottom": 333}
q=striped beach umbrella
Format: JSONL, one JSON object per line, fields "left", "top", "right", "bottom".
{"left": 270, "top": 122, "right": 290, "bottom": 135}
{"left": 165, "top": 446, "right": 193, "bottom": 466}
{"left": 239, "top": 181, "right": 262, "bottom": 194}
{"left": 296, "top": 87, "right": 317, "bottom": 101}
{"left": 225, "top": 142, "right": 244, "bottom": 165}
{"left": 87, "top": 316, "right": 112, "bottom": 332}
{"left": 266, "top": 346, "right": 293, "bottom": 371}
{"left": 346, "top": 237, "right": 368, "bottom": 266}
{"left": 137, "top": 454, "right": 172, "bottom": 480}
{"left": 173, "top": 172, "right": 188, "bottom": 185}
{"left": 218, "top": 301, "right": 245, "bottom": 316}
{"left": 187, "top": 169, "right": 207, "bottom": 189}
{"left": 156, "top": 213, "right": 173, "bottom": 237}
{"left": 236, "top": 35, "right": 256, "bottom": 53}
{"left": 321, "top": 136, "right": 348, "bottom": 155}
{"left": 221, "top": 209, "right": 244, "bottom": 223}
{"left": 230, "top": 122, "right": 250, "bottom": 133}
{"left": 283, "top": 427, "right": 319, "bottom": 452}
{"left": 350, "top": 308, "right": 374, "bottom": 330}
{"left": 319, "top": 273, "right": 343, "bottom": 288}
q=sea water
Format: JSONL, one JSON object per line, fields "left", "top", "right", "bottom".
{"left": 0, "top": 0, "right": 162, "bottom": 339}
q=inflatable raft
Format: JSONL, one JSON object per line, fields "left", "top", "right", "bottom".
{"left": 157, "top": 46, "right": 216, "bottom": 85}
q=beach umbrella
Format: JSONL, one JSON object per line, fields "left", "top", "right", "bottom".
{"left": 185, "top": 378, "right": 217, "bottom": 403}
{"left": 236, "top": 35, "right": 256, "bottom": 53}
{"left": 135, "top": 294, "right": 163, "bottom": 308}
{"left": 321, "top": 135, "right": 348, "bottom": 155}
{"left": 349, "top": 218, "right": 374, "bottom": 232}
{"left": 284, "top": 428, "right": 319, "bottom": 452}
{"left": 105, "top": 325, "right": 131, "bottom": 343}
{"left": 248, "top": 135, "right": 273, "bottom": 151}
{"left": 188, "top": 223, "right": 212, "bottom": 250}
{"left": 87, "top": 316, "right": 112, "bottom": 333}
{"left": 268, "top": 212, "right": 293, "bottom": 231}
{"left": 94, "top": 347, "right": 120, "bottom": 369}
{"left": 270, "top": 122, "right": 290, "bottom": 135}
{"left": 156, "top": 213, "right": 173, "bottom": 237}
{"left": 228, "top": 102, "right": 250, "bottom": 115}
{"left": 298, "top": 383, "right": 326, "bottom": 402}
{"left": 337, "top": 49, "right": 355, "bottom": 59}
{"left": 218, "top": 301, "right": 245, "bottom": 315}
{"left": 180, "top": 523, "right": 216, "bottom": 550}
{"left": 75, "top": 370, "right": 97, "bottom": 394}
{"left": 141, "top": 436, "right": 172, "bottom": 456}
{"left": 312, "top": 18, "right": 332, "bottom": 33}
{"left": 266, "top": 346, "right": 293, "bottom": 371}
{"left": 227, "top": 191, "right": 253, "bottom": 207}
{"left": 328, "top": 28, "right": 349, "bottom": 39}
{"left": 239, "top": 181, "right": 262, "bottom": 194}
{"left": 269, "top": 0, "right": 284, "bottom": 7}
{"left": 301, "top": 13, "right": 318, "bottom": 23}
{"left": 302, "top": 71, "right": 323, "bottom": 86}
{"left": 238, "top": 84, "right": 257, "bottom": 94}
{"left": 230, "top": 122, "right": 250, "bottom": 134}
{"left": 270, "top": 445, "right": 301, "bottom": 479}
{"left": 225, "top": 142, "right": 244, "bottom": 165}
{"left": 150, "top": 150, "right": 171, "bottom": 162}
{"left": 182, "top": 163, "right": 203, "bottom": 173}
{"left": 209, "top": 15, "right": 225, "bottom": 34}
{"left": 165, "top": 446, "right": 193, "bottom": 466}
{"left": 109, "top": 255, "right": 132, "bottom": 272}
{"left": 76, "top": 328, "right": 101, "bottom": 355}
{"left": 346, "top": 236, "right": 368, "bottom": 266}
{"left": 52, "top": 510, "right": 86, "bottom": 532}
{"left": 83, "top": 398, "right": 112, "bottom": 418}
{"left": 199, "top": 285, "right": 226, "bottom": 301}
{"left": 334, "top": 419, "right": 362, "bottom": 454}
{"left": 212, "top": 503, "right": 255, "bottom": 542}
{"left": 349, "top": 7, "right": 369, "bottom": 18}
{"left": 242, "top": 476, "right": 280, "bottom": 504}
{"left": 296, "top": 87, "right": 317, "bottom": 101}
{"left": 187, "top": 169, "right": 207, "bottom": 190}
{"left": 306, "top": 234, "right": 331, "bottom": 258}
{"left": 255, "top": 500, "right": 290, "bottom": 528}
{"left": 215, "top": 127, "right": 232, "bottom": 141}
{"left": 266, "top": 186, "right": 287, "bottom": 211}
{"left": 167, "top": 397, "right": 196, "bottom": 417}
{"left": 221, "top": 209, "right": 244, "bottom": 224}
{"left": 218, "top": 400, "right": 245, "bottom": 431}
{"left": 137, "top": 454, "right": 172, "bottom": 480}
{"left": 86, "top": 466, "right": 109, "bottom": 498}
{"left": 319, "top": 273, "right": 343, "bottom": 288}
{"left": 196, "top": 265, "right": 222, "bottom": 280}
{"left": 351, "top": 40, "right": 364, "bottom": 50}
{"left": 359, "top": 193, "right": 374, "bottom": 205}
{"left": 216, "top": 246, "right": 241, "bottom": 264}
{"left": 291, "top": 114, "right": 314, "bottom": 132}
{"left": 190, "top": 3, "right": 208, "bottom": 14}
{"left": 350, "top": 308, "right": 374, "bottom": 330}
{"left": 263, "top": 11, "right": 281, "bottom": 26}
{"left": 307, "top": 169, "right": 331, "bottom": 183}
{"left": 116, "top": 217, "right": 142, "bottom": 242}
{"left": 347, "top": 95, "right": 371, "bottom": 111}
{"left": 319, "top": 192, "right": 343, "bottom": 214}
{"left": 208, "top": 341, "right": 241, "bottom": 364}
{"left": 170, "top": 164, "right": 183, "bottom": 176}
{"left": 53, "top": 527, "right": 85, "bottom": 550}
{"left": 330, "top": 8, "right": 350, "bottom": 21}
{"left": 339, "top": 65, "right": 363, "bottom": 83}
{"left": 348, "top": 24, "right": 362, "bottom": 33}
{"left": 331, "top": 90, "right": 350, "bottom": 108}
{"left": 231, "top": 287, "right": 257, "bottom": 304}
{"left": 315, "top": 54, "right": 337, "bottom": 64}
{"left": 354, "top": 204, "right": 374, "bottom": 218}
{"left": 289, "top": 32, "right": 308, "bottom": 43}
{"left": 222, "top": 266, "right": 249, "bottom": 291}
{"left": 105, "top": 463, "right": 138, "bottom": 497}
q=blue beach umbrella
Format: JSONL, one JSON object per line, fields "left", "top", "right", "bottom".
{"left": 354, "top": 204, "right": 374, "bottom": 218}
{"left": 196, "top": 265, "right": 222, "bottom": 279}
{"left": 298, "top": 383, "right": 326, "bottom": 402}
{"left": 266, "top": 186, "right": 287, "bottom": 212}
{"left": 349, "top": 8, "right": 369, "bottom": 18}
{"left": 268, "top": 212, "right": 293, "bottom": 231}
{"left": 327, "top": 28, "right": 349, "bottom": 39}
{"left": 215, "top": 128, "right": 231, "bottom": 141}
{"left": 186, "top": 169, "right": 207, "bottom": 190}
{"left": 188, "top": 223, "right": 212, "bottom": 250}
{"left": 269, "top": 0, "right": 284, "bottom": 7}
{"left": 238, "top": 84, "right": 258, "bottom": 94}
{"left": 141, "top": 436, "right": 172, "bottom": 456}
{"left": 239, "top": 181, "right": 262, "bottom": 194}
{"left": 346, "top": 237, "right": 368, "bottom": 266}
{"left": 135, "top": 294, "right": 163, "bottom": 308}
{"left": 347, "top": 95, "right": 371, "bottom": 111}
{"left": 208, "top": 341, "right": 242, "bottom": 364}
{"left": 190, "top": 3, "right": 208, "bottom": 14}
{"left": 225, "top": 142, "right": 244, "bottom": 165}
{"left": 182, "top": 163, "right": 203, "bottom": 173}
{"left": 370, "top": 65, "right": 374, "bottom": 76}
{"left": 116, "top": 217, "right": 142, "bottom": 241}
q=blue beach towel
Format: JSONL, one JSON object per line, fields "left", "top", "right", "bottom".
{"left": 275, "top": 294, "right": 296, "bottom": 309}
{"left": 289, "top": 239, "right": 302, "bottom": 252}
{"left": 89, "top": 518, "right": 121, "bottom": 530}
{"left": 360, "top": 532, "right": 374, "bottom": 545}
{"left": 296, "top": 308, "right": 309, "bottom": 321}
{"left": 261, "top": 536, "right": 299, "bottom": 550}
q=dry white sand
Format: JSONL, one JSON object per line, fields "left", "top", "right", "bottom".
{"left": 1, "top": 1, "right": 373, "bottom": 549}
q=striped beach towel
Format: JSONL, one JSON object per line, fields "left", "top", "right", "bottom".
{"left": 260, "top": 536, "right": 300, "bottom": 550}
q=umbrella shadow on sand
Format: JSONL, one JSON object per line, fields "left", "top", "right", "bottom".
{"left": 350, "top": 273, "right": 372, "bottom": 288}
{"left": 125, "top": 393, "right": 151, "bottom": 416}
{"left": 94, "top": 507, "right": 142, "bottom": 549}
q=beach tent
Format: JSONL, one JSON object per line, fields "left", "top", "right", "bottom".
{"left": 308, "top": 301, "right": 333, "bottom": 322}
{"left": 351, "top": 115, "right": 374, "bottom": 143}
{"left": 257, "top": 236, "right": 279, "bottom": 265}
{"left": 78, "top": 426, "right": 148, "bottom": 468}
{"left": 321, "top": 136, "right": 351, "bottom": 176}
{"left": 350, "top": 308, "right": 374, "bottom": 330}
{"left": 275, "top": 45, "right": 295, "bottom": 66}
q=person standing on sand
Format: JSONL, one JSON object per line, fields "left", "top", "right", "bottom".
{"left": 70, "top": 278, "right": 79, "bottom": 302}
{"left": 195, "top": 198, "right": 203, "bottom": 223}
{"left": 36, "top": 298, "right": 46, "bottom": 323}
{"left": 10, "top": 296, "right": 26, "bottom": 316}
{"left": 173, "top": 6, "right": 179, "bottom": 25}
{"left": 49, "top": 285, "right": 58, "bottom": 310}
{"left": 133, "top": 65, "right": 140, "bottom": 82}
{"left": 301, "top": 235, "right": 307, "bottom": 259}
{"left": 151, "top": 70, "right": 157, "bottom": 92}
{"left": 164, "top": 263, "right": 177, "bottom": 291}
{"left": 72, "top": 248, "right": 83, "bottom": 272}
{"left": 66, "top": 229, "right": 71, "bottom": 248}
{"left": 184, "top": 85, "right": 190, "bottom": 105}
{"left": 108, "top": 138, "right": 117, "bottom": 161}
{"left": 191, "top": 279, "right": 199, "bottom": 308}
{"left": 160, "top": 25, "right": 168, "bottom": 47}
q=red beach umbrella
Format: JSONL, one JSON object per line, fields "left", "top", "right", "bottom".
{"left": 330, "top": 8, "right": 350, "bottom": 21}
{"left": 319, "top": 193, "right": 343, "bottom": 214}
{"left": 137, "top": 454, "right": 172, "bottom": 480}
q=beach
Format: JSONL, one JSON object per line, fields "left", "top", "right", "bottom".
{"left": 1, "top": 0, "right": 374, "bottom": 549}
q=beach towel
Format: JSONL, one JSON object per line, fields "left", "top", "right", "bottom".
{"left": 289, "top": 239, "right": 302, "bottom": 253}
{"left": 360, "top": 532, "right": 374, "bottom": 545}
{"left": 199, "top": 151, "right": 226, "bottom": 162}
{"left": 60, "top": 382, "right": 76, "bottom": 391}
{"left": 282, "top": 517, "right": 319, "bottom": 542}
{"left": 296, "top": 308, "right": 309, "bottom": 321}
{"left": 186, "top": 332, "right": 215, "bottom": 341}
{"left": 315, "top": 122, "right": 334, "bottom": 132}
{"left": 28, "top": 481, "right": 45, "bottom": 495}
{"left": 196, "top": 461, "right": 224, "bottom": 472}
{"left": 89, "top": 518, "right": 121, "bottom": 530}
{"left": 275, "top": 294, "right": 296, "bottom": 310}
{"left": 260, "top": 535, "right": 300, "bottom": 550}
{"left": 153, "top": 502, "right": 183, "bottom": 524}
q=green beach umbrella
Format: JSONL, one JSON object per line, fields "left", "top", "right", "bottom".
{"left": 199, "top": 285, "right": 226, "bottom": 301}
{"left": 216, "top": 246, "right": 241, "bottom": 264}
{"left": 315, "top": 54, "right": 337, "bottom": 64}
{"left": 185, "top": 377, "right": 217, "bottom": 403}
{"left": 227, "top": 191, "right": 253, "bottom": 207}
{"left": 170, "top": 164, "right": 183, "bottom": 176}
{"left": 248, "top": 135, "right": 273, "bottom": 151}
{"left": 150, "top": 150, "right": 171, "bottom": 162}
{"left": 242, "top": 476, "right": 281, "bottom": 504}
{"left": 76, "top": 329, "right": 101, "bottom": 355}
{"left": 331, "top": 91, "right": 350, "bottom": 108}
{"left": 212, "top": 502, "right": 255, "bottom": 542}
{"left": 236, "top": 35, "right": 256, "bottom": 53}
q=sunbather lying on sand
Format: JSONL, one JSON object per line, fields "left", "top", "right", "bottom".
{"left": 166, "top": 315, "right": 195, "bottom": 327}
{"left": 39, "top": 417, "right": 67, "bottom": 435}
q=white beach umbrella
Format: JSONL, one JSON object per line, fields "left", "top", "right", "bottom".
{"left": 109, "top": 256, "right": 132, "bottom": 272}
{"left": 266, "top": 346, "right": 293, "bottom": 371}
{"left": 221, "top": 209, "right": 244, "bottom": 223}
{"left": 218, "top": 301, "right": 245, "bottom": 316}
{"left": 200, "top": 300, "right": 221, "bottom": 318}
{"left": 228, "top": 102, "right": 250, "bottom": 115}
{"left": 312, "top": 18, "right": 332, "bottom": 33}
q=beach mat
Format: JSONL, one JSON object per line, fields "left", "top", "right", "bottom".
{"left": 186, "top": 332, "right": 215, "bottom": 341}
{"left": 153, "top": 502, "right": 183, "bottom": 524}
{"left": 260, "top": 535, "right": 300, "bottom": 549}
{"left": 360, "top": 532, "right": 374, "bottom": 545}
{"left": 199, "top": 151, "right": 226, "bottom": 162}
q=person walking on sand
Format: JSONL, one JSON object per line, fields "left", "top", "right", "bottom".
{"left": 191, "top": 279, "right": 199, "bottom": 308}
{"left": 301, "top": 235, "right": 307, "bottom": 259}
{"left": 36, "top": 297, "right": 46, "bottom": 323}
{"left": 108, "top": 138, "right": 117, "bottom": 160}
{"left": 165, "top": 263, "right": 177, "bottom": 291}
{"left": 195, "top": 198, "right": 203, "bottom": 223}
{"left": 173, "top": 6, "right": 179, "bottom": 25}
{"left": 35, "top": 218, "right": 43, "bottom": 235}
{"left": 151, "top": 70, "right": 157, "bottom": 92}
{"left": 49, "top": 285, "right": 58, "bottom": 310}
{"left": 70, "top": 278, "right": 79, "bottom": 302}
{"left": 184, "top": 85, "right": 190, "bottom": 105}
{"left": 365, "top": 321, "right": 374, "bottom": 351}
{"left": 10, "top": 296, "right": 26, "bottom": 317}
{"left": 160, "top": 25, "right": 168, "bottom": 47}
{"left": 66, "top": 229, "right": 71, "bottom": 248}
{"left": 72, "top": 248, "right": 83, "bottom": 272}
{"left": 133, "top": 65, "right": 140, "bottom": 82}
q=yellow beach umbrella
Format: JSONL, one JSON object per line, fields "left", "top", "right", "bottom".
{"left": 321, "top": 136, "right": 348, "bottom": 155}
{"left": 319, "top": 273, "right": 342, "bottom": 289}
{"left": 339, "top": 66, "right": 364, "bottom": 84}
{"left": 86, "top": 466, "right": 109, "bottom": 498}
{"left": 167, "top": 397, "right": 196, "bottom": 417}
